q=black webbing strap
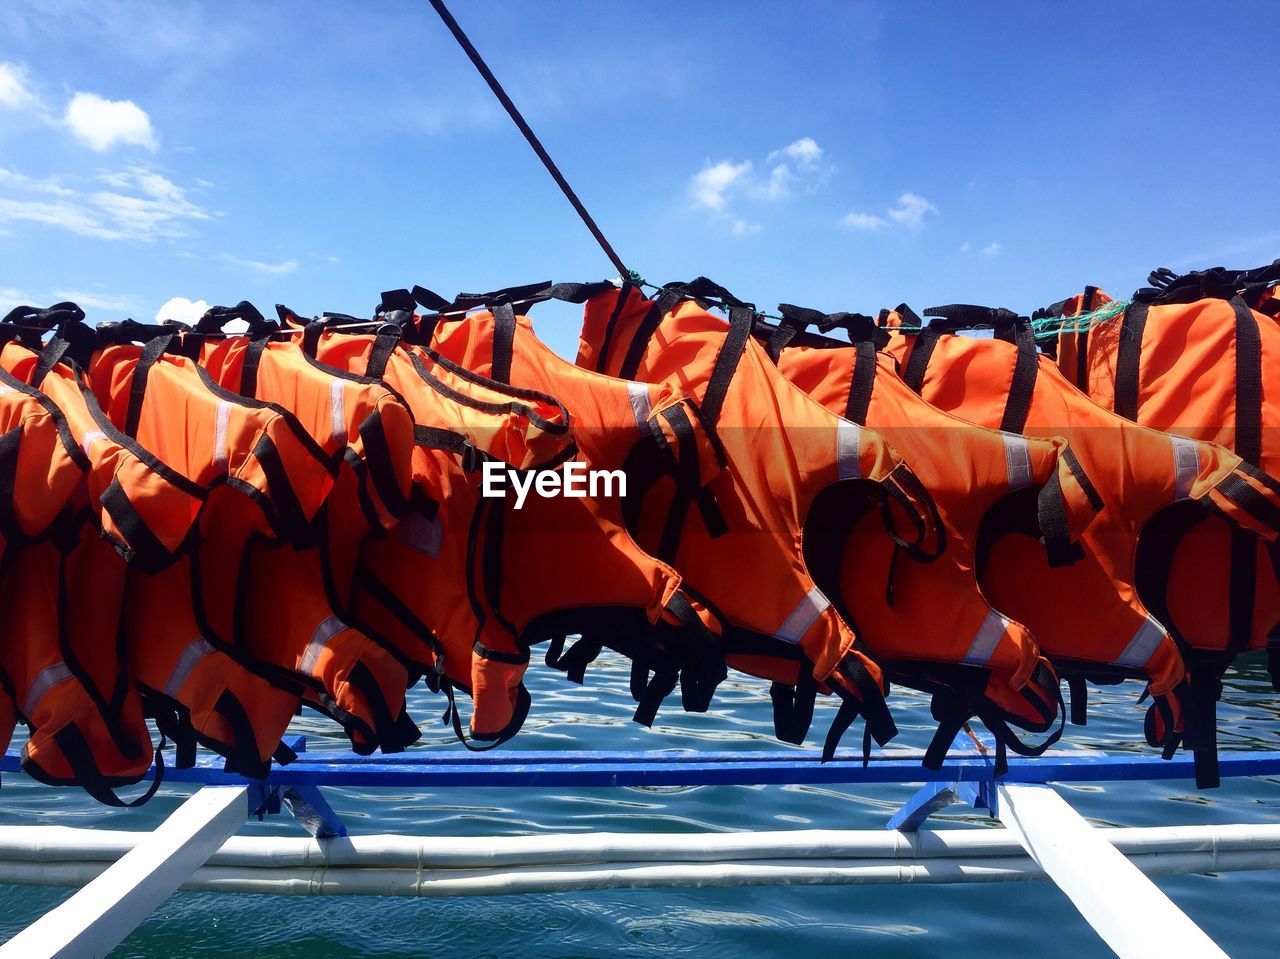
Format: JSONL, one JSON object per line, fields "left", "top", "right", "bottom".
{"left": 700, "top": 305, "right": 755, "bottom": 430}
{"left": 443, "top": 681, "right": 532, "bottom": 750}
{"left": 771, "top": 668, "right": 818, "bottom": 745}
{"left": 1000, "top": 317, "right": 1040, "bottom": 434}
{"left": 923, "top": 697, "right": 971, "bottom": 771}
{"left": 821, "top": 656, "right": 897, "bottom": 763}
{"left": 630, "top": 660, "right": 679, "bottom": 727}
{"left": 151, "top": 702, "right": 198, "bottom": 768}
{"left": 302, "top": 321, "right": 323, "bottom": 358}
{"left": 123, "top": 334, "right": 176, "bottom": 438}
{"left": 1066, "top": 676, "right": 1088, "bottom": 726}
{"left": 490, "top": 302, "right": 517, "bottom": 383}
{"left": 1228, "top": 297, "right": 1264, "bottom": 656}
{"left": 40, "top": 724, "right": 164, "bottom": 808}
{"left": 900, "top": 325, "right": 940, "bottom": 394}
{"left": 98, "top": 476, "right": 172, "bottom": 572}
{"left": 345, "top": 660, "right": 421, "bottom": 754}
{"left": 1113, "top": 301, "right": 1149, "bottom": 421}
{"left": 357, "top": 414, "right": 414, "bottom": 519}
{"left": 213, "top": 689, "right": 272, "bottom": 780}
{"left": 1037, "top": 447, "right": 1102, "bottom": 568}
{"left": 363, "top": 329, "right": 402, "bottom": 380}
{"left": 662, "top": 590, "right": 728, "bottom": 714}
{"left": 239, "top": 336, "right": 271, "bottom": 398}
{"left": 845, "top": 340, "right": 878, "bottom": 425}
{"left": 250, "top": 434, "right": 311, "bottom": 543}
{"left": 32, "top": 335, "right": 72, "bottom": 389}
{"left": 544, "top": 635, "right": 603, "bottom": 684}
{"left": 767, "top": 304, "right": 826, "bottom": 361}
{"left": 619, "top": 290, "right": 680, "bottom": 380}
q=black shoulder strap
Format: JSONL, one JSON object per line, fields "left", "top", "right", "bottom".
{"left": 1114, "top": 301, "right": 1150, "bottom": 421}
{"left": 900, "top": 325, "right": 940, "bottom": 394}
{"left": 124, "top": 334, "right": 177, "bottom": 438}
{"left": 239, "top": 336, "right": 271, "bottom": 398}
{"left": 1228, "top": 296, "right": 1264, "bottom": 655}
{"left": 999, "top": 317, "right": 1040, "bottom": 434}
{"left": 490, "top": 303, "right": 517, "bottom": 384}
{"left": 364, "top": 328, "right": 402, "bottom": 380}
{"left": 844, "top": 340, "right": 878, "bottom": 425}
{"left": 699, "top": 305, "right": 755, "bottom": 430}
{"left": 619, "top": 289, "right": 680, "bottom": 380}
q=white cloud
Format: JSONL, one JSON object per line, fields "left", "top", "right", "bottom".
{"left": 0, "top": 164, "right": 211, "bottom": 241}
{"left": 218, "top": 254, "right": 298, "bottom": 276}
{"left": 156, "top": 296, "right": 210, "bottom": 325}
{"left": 886, "top": 192, "right": 937, "bottom": 229}
{"left": 0, "top": 62, "right": 36, "bottom": 111}
{"left": 689, "top": 159, "right": 752, "bottom": 212}
{"left": 980, "top": 242, "right": 1002, "bottom": 257}
{"left": 0, "top": 287, "right": 35, "bottom": 314}
{"left": 768, "top": 137, "right": 823, "bottom": 170}
{"left": 958, "top": 241, "right": 971, "bottom": 253}
{"left": 731, "top": 218, "right": 761, "bottom": 236}
{"left": 64, "top": 92, "right": 157, "bottom": 151}
{"left": 753, "top": 163, "right": 794, "bottom": 201}
{"left": 843, "top": 211, "right": 886, "bottom": 231}
{"left": 51, "top": 290, "right": 138, "bottom": 313}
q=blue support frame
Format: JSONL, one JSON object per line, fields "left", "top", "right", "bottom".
{"left": 5, "top": 743, "right": 1279, "bottom": 837}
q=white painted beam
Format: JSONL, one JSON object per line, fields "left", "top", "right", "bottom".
{"left": 0, "top": 786, "right": 247, "bottom": 959}
{"left": 997, "top": 783, "right": 1226, "bottom": 959}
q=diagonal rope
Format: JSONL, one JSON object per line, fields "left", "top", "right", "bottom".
{"left": 426, "top": 0, "right": 632, "bottom": 279}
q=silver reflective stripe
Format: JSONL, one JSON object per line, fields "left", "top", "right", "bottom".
{"left": 1115, "top": 616, "right": 1167, "bottom": 669}
{"left": 164, "top": 638, "right": 215, "bottom": 699}
{"left": 330, "top": 379, "right": 347, "bottom": 447}
{"left": 299, "top": 615, "right": 346, "bottom": 676}
{"left": 1171, "top": 435, "right": 1200, "bottom": 500}
{"left": 22, "top": 662, "right": 73, "bottom": 717}
{"left": 212, "top": 400, "right": 232, "bottom": 471}
{"left": 396, "top": 512, "right": 443, "bottom": 558}
{"left": 0, "top": 384, "right": 12, "bottom": 396}
{"left": 964, "top": 609, "right": 1010, "bottom": 665}
{"left": 80, "top": 430, "right": 106, "bottom": 458}
{"left": 1003, "top": 434, "right": 1033, "bottom": 489}
{"left": 627, "top": 381, "right": 652, "bottom": 434}
{"left": 775, "top": 588, "right": 831, "bottom": 645}
{"left": 837, "top": 420, "right": 861, "bottom": 480}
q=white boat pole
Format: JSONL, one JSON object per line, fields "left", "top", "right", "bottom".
{"left": 0, "top": 786, "right": 247, "bottom": 959}
{"left": 997, "top": 783, "right": 1227, "bottom": 959}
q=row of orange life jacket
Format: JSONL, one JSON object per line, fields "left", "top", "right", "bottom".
{"left": 2, "top": 262, "right": 1275, "bottom": 801}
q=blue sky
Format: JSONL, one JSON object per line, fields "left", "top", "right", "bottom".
{"left": 2, "top": 0, "right": 1278, "bottom": 359}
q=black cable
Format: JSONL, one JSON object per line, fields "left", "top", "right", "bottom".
{"left": 426, "top": 0, "right": 631, "bottom": 279}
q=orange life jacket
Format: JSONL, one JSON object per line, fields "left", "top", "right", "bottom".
{"left": 577, "top": 279, "right": 946, "bottom": 758}
{"left": 0, "top": 306, "right": 183, "bottom": 802}
{"left": 1051, "top": 281, "right": 1280, "bottom": 670}
{"left": 280, "top": 309, "right": 576, "bottom": 743}
{"left": 888, "top": 303, "right": 1280, "bottom": 786}
{"left": 84, "top": 320, "right": 340, "bottom": 777}
{"left": 191, "top": 304, "right": 421, "bottom": 754}
{"left": 760, "top": 305, "right": 1101, "bottom": 767}
{"left": 398, "top": 286, "right": 729, "bottom": 728}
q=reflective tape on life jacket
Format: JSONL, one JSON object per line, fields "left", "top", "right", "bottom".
{"left": 195, "top": 323, "right": 421, "bottom": 755}
{"left": 888, "top": 302, "right": 1280, "bottom": 788}
{"left": 761, "top": 306, "right": 1081, "bottom": 767}
{"left": 419, "top": 297, "right": 726, "bottom": 729}
{"left": 285, "top": 314, "right": 575, "bottom": 744}
{"left": 578, "top": 280, "right": 939, "bottom": 758}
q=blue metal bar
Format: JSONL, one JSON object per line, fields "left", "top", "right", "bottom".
{"left": 5, "top": 748, "right": 1278, "bottom": 789}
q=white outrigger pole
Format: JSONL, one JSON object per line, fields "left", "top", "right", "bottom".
{"left": 1, "top": 743, "right": 1277, "bottom": 958}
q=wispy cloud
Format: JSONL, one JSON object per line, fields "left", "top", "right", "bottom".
{"left": 980, "top": 242, "right": 1002, "bottom": 257}
{"left": 886, "top": 193, "right": 937, "bottom": 230}
{"left": 688, "top": 137, "right": 832, "bottom": 235}
{"left": 844, "top": 192, "right": 938, "bottom": 233}
{"left": 843, "top": 211, "right": 886, "bottom": 231}
{"left": 0, "top": 164, "right": 212, "bottom": 240}
{"left": 51, "top": 290, "right": 140, "bottom": 313}
{"left": 64, "top": 92, "right": 157, "bottom": 151}
{"left": 0, "top": 61, "right": 37, "bottom": 111}
{"left": 217, "top": 254, "right": 299, "bottom": 276}
{"left": 690, "top": 160, "right": 752, "bottom": 212}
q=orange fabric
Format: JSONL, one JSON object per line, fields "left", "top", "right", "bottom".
{"left": 422, "top": 308, "right": 716, "bottom": 726}
{"left": 1053, "top": 296, "right": 1280, "bottom": 655}
{"left": 86, "top": 342, "right": 339, "bottom": 775}
{"left": 773, "top": 335, "right": 1065, "bottom": 733}
{"left": 299, "top": 325, "right": 575, "bottom": 739}
{"left": 198, "top": 336, "right": 419, "bottom": 754}
{"left": 577, "top": 285, "right": 932, "bottom": 734}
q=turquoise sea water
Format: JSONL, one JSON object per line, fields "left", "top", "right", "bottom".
{"left": 0, "top": 652, "right": 1277, "bottom": 958}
